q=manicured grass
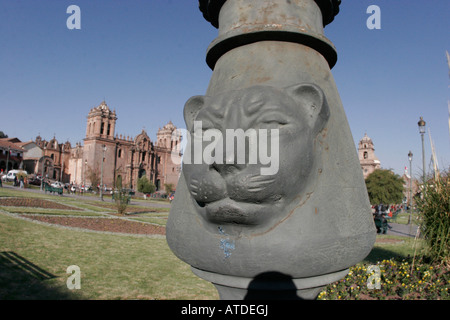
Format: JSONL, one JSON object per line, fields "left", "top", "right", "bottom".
{"left": 0, "top": 212, "right": 217, "bottom": 300}
{"left": 0, "top": 206, "right": 103, "bottom": 216}
{"left": 128, "top": 216, "right": 168, "bottom": 226}
{"left": 0, "top": 186, "right": 213, "bottom": 300}
{"left": 392, "top": 211, "right": 420, "bottom": 225}
{"left": 0, "top": 187, "right": 169, "bottom": 216}
{"left": 364, "top": 235, "right": 425, "bottom": 264}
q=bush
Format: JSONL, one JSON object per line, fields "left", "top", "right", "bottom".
{"left": 87, "top": 166, "right": 100, "bottom": 193}
{"left": 114, "top": 174, "right": 129, "bottom": 215}
{"left": 137, "top": 176, "right": 156, "bottom": 194}
{"left": 114, "top": 189, "right": 130, "bottom": 215}
{"left": 416, "top": 174, "right": 450, "bottom": 264}
{"left": 164, "top": 183, "right": 174, "bottom": 194}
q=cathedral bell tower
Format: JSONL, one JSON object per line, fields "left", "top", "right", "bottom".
{"left": 358, "top": 133, "right": 381, "bottom": 179}
{"left": 85, "top": 101, "right": 117, "bottom": 140}
{"left": 83, "top": 101, "right": 117, "bottom": 188}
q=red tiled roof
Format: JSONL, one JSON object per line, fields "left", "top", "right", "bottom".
{"left": 0, "top": 138, "right": 25, "bottom": 152}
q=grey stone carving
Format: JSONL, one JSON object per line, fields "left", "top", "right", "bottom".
{"left": 182, "top": 83, "right": 329, "bottom": 231}
{"left": 166, "top": 0, "right": 376, "bottom": 299}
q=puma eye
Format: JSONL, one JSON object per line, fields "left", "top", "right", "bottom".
{"left": 262, "top": 119, "right": 287, "bottom": 125}
{"left": 257, "top": 115, "right": 289, "bottom": 127}
{"left": 198, "top": 120, "right": 215, "bottom": 130}
{"left": 193, "top": 119, "right": 216, "bottom": 139}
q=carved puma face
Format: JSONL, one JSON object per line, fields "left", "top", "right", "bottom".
{"left": 182, "top": 84, "right": 329, "bottom": 228}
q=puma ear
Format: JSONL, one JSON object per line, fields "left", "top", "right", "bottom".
{"left": 183, "top": 95, "right": 206, "bottom": 132}
{"left": 285, "top": 83, "right": 330, "bottom": 135}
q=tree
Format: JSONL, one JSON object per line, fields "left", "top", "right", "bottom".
{"left": 115, "top": 174, "right": 123, "bottom": 190}
{"left": 164, "top": 183, "right": 174, "bottom": 194}
{"left": 0, "top": 131, "right": 8, "bottom": 138}
{"left": 137, "top": 176, "right": 156, "bottom": 194}
{"left": 365, "top": 169, "right": 404, "bottom": 205}
{"left": 114, "top": 172, "right": 129, "bottom": 215}
{"left": 86, "top": 166, "right": 100, "bottom": 192}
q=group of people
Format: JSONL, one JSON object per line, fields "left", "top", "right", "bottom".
{"left": 372, "top": 204, "right": 404, "bottom": 218}
{"left": 372, "top": 204, "right": 393, "bottom": 230}
{"left": 0, "top": 174, "right": 25, "bottom": 188}
{"left": 14, "top": 175, "right": 25, "bottom": 188}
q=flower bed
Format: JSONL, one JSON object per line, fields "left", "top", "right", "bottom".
{"left": 0, "top": 197, "right": 79, "bottom": 211}
{"left": 20, "top": 215, "right": 166, "bottom": 236}
{"left": 318, "top": 258, "right": 449, "bottom": 300}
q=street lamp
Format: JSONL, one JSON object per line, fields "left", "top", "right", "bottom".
{"left": 40, "top": 146, "right": 47, "bottom": 191}
{"left": 100, "top": 144, "right": 107, "bottom": 201}
{"left": 84, "top": 159, "right": 87, "bottom": 189}
{"left": 40, "top": 158, "right": 44, "bottom": 191}
{"left": 60, "top": 145, "right": 65, "bottom": 182}
{"left": 408, "top": 151, "right": 413, "bottom": 224}
{"left": 418, "top": 117, "right": 426, "bottom": 185}
{"left": 6, "top": 146, "right": 10, "bottom": 175}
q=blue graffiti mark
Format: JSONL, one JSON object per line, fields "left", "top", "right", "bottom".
{"left": 220, "top": 238, "right": 235, "bottom": 258}
{"left": 218, "top": 226, "right": 235, "bottom": 258}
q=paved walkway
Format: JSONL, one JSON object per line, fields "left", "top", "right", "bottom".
{"left": 383, "top": 222, "right": 420, "bottom": 238}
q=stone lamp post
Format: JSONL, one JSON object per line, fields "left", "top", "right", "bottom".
{"left": 167, "top": 0, "right": 376, "bottom": 300}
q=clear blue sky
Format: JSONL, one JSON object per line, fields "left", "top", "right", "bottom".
{"left": 1, "top": 0, "right": 449, "bottom": 178}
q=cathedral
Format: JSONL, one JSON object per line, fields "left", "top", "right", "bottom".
{"left": 23, "top": 101, "right": 182, "bottom": 192}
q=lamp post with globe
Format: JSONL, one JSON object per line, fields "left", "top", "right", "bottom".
{"left": 418, "top": 117, "right": 426, "bottom": 185}
{"left": 408, "top": 151, "right": 413, "bottom": 224}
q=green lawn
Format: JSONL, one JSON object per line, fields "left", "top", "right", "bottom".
{"left": 391, "top": 211, "right": 420, "bottom": 225}
{"left": 0, "top": 208, "right": 217, "bottom": 300}
{"left": 364, "top": 235, "right": 425, "bottom": 264}
{"left": 0, "top": 186, "right": 218, "bottom": 299}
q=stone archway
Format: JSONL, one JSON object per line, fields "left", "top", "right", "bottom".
{"left": 138, "top": 168, "right": 146, "bottom": 179}
{"left": 39, "top": 156, "right": 55, "bottom": 179}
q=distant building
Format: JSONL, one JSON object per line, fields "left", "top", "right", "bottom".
{"left": 78, "top": 101, "right": 181, "bottom": 192}
{"left": 0, "top": 138, "right": 24, "bottom": 173}
{"left": 358, "top": 133, "right": 381, "bottom": 179}
{"left": 401, "top": 167, "right": 419, "bottom": 208}
{"left": 18, "top": 140, "right": 46, "bottom": 177}
{"left": 19, "top": 101, "right": 182, "bottom": 193}
{"left": 33, "top": 135, "right": 71, "bottom": 182}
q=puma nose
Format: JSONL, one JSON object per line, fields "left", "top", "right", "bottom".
{"left": 210, "top": 162, "right": 246, "bottom": 175}
{"left": 208, "top": 135, "right": 248, "bottom": 175}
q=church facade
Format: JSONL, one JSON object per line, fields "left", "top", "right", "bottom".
{"left": 358, "top": 133, "right": 381, "bottom": 179}
{"left": 72, "top": 101, "right": 181, "bottom": 191}
{"left": 27, "top": 101, "right": 182, "bottom": 193}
